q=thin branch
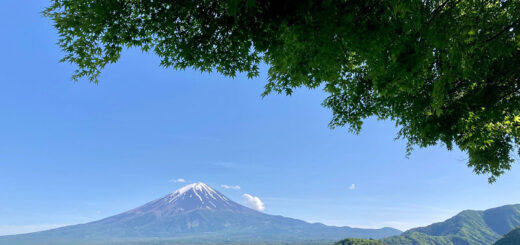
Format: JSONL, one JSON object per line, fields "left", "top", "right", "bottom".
{"left": 485, "top": 20, "right": 520, "bottom": 43}
{"left": 427, "top": 0, "right": 452, "bottom": 25}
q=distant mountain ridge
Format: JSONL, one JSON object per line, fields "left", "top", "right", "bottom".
{"left": 0, "top": 182, "right": 401, "bottom": 245}
{"left": 381, "top": 204, "right": 520, "bottom": 245}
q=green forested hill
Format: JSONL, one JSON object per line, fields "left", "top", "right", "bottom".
{"left": 381, "top": 204, "right": 520, "bottom": 245}
{"left": 494, "top": 227, "right": 520, "bottom": 245}
{"left": 335, "top": 238, "right": 387, "bottom": 245}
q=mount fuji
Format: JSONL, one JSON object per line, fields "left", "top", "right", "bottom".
{"left": 0, "top": 182, "right": 401, "bottom": 245}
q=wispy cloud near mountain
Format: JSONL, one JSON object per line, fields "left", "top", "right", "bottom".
{"left": 221, "top": 184, "right": 241, "bottom": 190}
{"left": 169, "top": 178, "right": 186, "bottom": 183}
{"left": 243, "top": 193, "right": 265, "bottom": 211}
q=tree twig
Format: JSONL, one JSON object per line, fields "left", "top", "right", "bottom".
{"left": 427, "top": 0, "right": 452, "bottom": 25}
{"left": 485, "top": 20, "right": 520, "bottom": 43}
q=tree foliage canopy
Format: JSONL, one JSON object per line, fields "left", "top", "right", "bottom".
{"left": 335, "top": 238, "right": 387, "bottom": 245}
{"left": 44, "top": 0, "right": 520, "bottom": 182}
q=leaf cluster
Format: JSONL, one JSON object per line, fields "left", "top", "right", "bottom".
{"left": 44, "top": 0, "right": 520, "bottom": 182}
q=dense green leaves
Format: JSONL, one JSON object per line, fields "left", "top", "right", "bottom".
{"left": 44, "top": 0, "right": 520, "bottom": 182}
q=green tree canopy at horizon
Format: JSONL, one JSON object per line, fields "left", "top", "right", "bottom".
{"left": 44, "top": 0, "right": 520, "bottom": 182}
{"left": 335, "top": 238, "right": 387, "bottom": 245}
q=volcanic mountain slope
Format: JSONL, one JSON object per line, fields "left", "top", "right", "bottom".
{"left": 381, "top": 204, "right": 520, "bottom": 245}
{"left": 0, "top": 182, "right": 401, "bottom": 245}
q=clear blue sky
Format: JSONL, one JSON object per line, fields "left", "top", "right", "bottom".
{"left": 1, "top": 0, "right": 520, "bottom": 236}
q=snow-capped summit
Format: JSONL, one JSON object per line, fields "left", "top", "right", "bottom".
{"left": 119, "top": 182, "right": 249, "bottom": 217}
{"left": 168, "top": 182, "right": 228, "bottom": 204}
{"left": 165, "top": 182, "right": 242, "bottom": 211}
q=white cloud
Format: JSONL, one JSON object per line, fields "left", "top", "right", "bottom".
{"left": 243, "top": 194, "right": 265, "bottom": 211}
{"left": 221, "top": 184, "right": 241, "bottom": 190}
{"left": 349, "top": 184, "right": 356, "bottom": 190}
{"left": 210, "top": 162, "right": 237, "bottom": 168}
{"left": 170, "top": 178, "right": 186, "bottom": 183}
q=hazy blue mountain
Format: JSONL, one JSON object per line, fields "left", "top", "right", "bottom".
{"left": 381, "top": 204, "right": 520, "bottom": 245}
{"left": 494, "top": 227, "right": 520, "bottom": 245}
{"left": 0, "top": 183, "right": 401, "bottom": 245}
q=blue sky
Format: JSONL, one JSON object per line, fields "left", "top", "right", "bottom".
{"left": 1, "top": 0, "right": 520, "bottom": 236}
